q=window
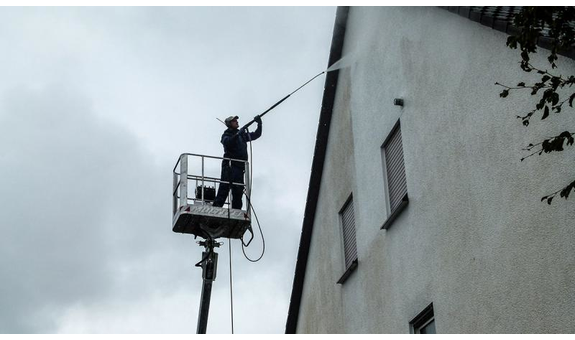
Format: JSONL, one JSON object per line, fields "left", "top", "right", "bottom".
{"left": 410, "top": 303, "right": 436, "bottom": 334}
{"left": 337, "top": 195, "right": 358, "bottom": 284}
{"left": 381, "top": 120, "right": 409, "bottom": 230}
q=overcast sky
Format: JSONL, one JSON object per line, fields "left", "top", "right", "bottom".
{"left": 0, "top": 6, "right": 336, "bottom": 333}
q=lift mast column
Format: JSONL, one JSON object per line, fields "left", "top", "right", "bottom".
{"left": 172, "top": 153, "right": 252, "bottom": 334}
{"left": 196, "top": 239, "right": 220, "bottom": 334}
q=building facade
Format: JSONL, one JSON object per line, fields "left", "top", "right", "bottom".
{"left": 287, "top": 7, "right": 575, "bottom": 333}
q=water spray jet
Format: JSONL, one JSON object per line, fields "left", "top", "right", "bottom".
{"left": 239, "top": 53, "right": 355, "bottom": 130}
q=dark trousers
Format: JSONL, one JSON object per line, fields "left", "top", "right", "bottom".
{"left": 213, "top": 164, "right": 245, "bottom": 209}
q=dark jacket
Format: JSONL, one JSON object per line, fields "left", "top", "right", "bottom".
{"left": 221, "top": 123, "right": 262, "bottom": 168}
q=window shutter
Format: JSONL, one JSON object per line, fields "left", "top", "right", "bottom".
{"left": 384, "top": 124, "right": 407, "bottom": 213}
{"left": 341, "top": 197, "right": 357, "bottom": 269}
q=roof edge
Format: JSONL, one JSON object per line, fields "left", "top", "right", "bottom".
{"left": 284, "top": 6, "right": 350, "bottom": 334}
{"left": 439, "top": 6, "right": 575, "bottom": 60}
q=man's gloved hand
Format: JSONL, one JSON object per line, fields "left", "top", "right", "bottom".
{"left": 254, "top": 115, "right": 262, "bottom": 124}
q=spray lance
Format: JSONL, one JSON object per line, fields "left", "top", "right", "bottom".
{"left": 238, "top": 53, "right": 356, "bottom": 127}
{"left": 221, "top": 52, "right": 354, "bottom": 128}
{"left": 238, "top": 70, "right": 326, "bottom": 130}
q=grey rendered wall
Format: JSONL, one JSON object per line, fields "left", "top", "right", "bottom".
{"left": 297, "top": 7, "right": 575, "bottom": 333}
{"left": 296, "top": 65, "right": 356, "bottom": 334}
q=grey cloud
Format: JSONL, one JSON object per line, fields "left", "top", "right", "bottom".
{"left": 0, "top": 85, "right": 179, "bottom": 332}
{"left": 0, "top": 6, "right": 336, "bottom": 333}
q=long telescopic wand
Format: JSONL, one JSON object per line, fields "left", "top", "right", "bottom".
{"left": 240, "top": 71, "right": 325, "bottom": 130}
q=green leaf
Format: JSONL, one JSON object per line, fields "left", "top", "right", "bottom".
{"left": 548, "top": 54, "right": 558, "bottom": 67}
{"left": 521, "top": 50, "right": 530, "bottom": 62}
{"left": 542, "top": 106, "right": 550, "bottom": 119}
{"left": 559, "top": 131, "right": 574, "bottom": 146}
{"left": 560, "top": 180, "right": 575, "bottom": 199}
{"left": 521, "top": 63, "right": 533, "bottom": 72}
{"left": 552, "top": 93, "right": 559, "bottom": 106}
{"left": 543, "top": 89, "right": 553, "bottom": 100}
{"left": 551, "top": 77, "right": 561, "bottom": 89}
{"left": 507, "top": 36, "right": 518, "bottom": 49}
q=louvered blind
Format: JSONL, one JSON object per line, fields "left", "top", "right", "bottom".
{"left": 384, "top": 124, "right": 407, "bottom": 213}
{"left": 341, "top": 197, "right": 357, "bottom": 269}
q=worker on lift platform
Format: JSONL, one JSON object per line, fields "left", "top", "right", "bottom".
{"left": 212, "top": 115, "right": 262, "bottom": 209}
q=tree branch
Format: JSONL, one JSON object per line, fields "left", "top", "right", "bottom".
{"left": 541, "top": 179, "right": 575, "bottom": 204}
{"left": 500, "top": 6, "right": 575, "bottom": 204}
{"left": 521, "top": 131, "right": 575, "bottom": 161}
